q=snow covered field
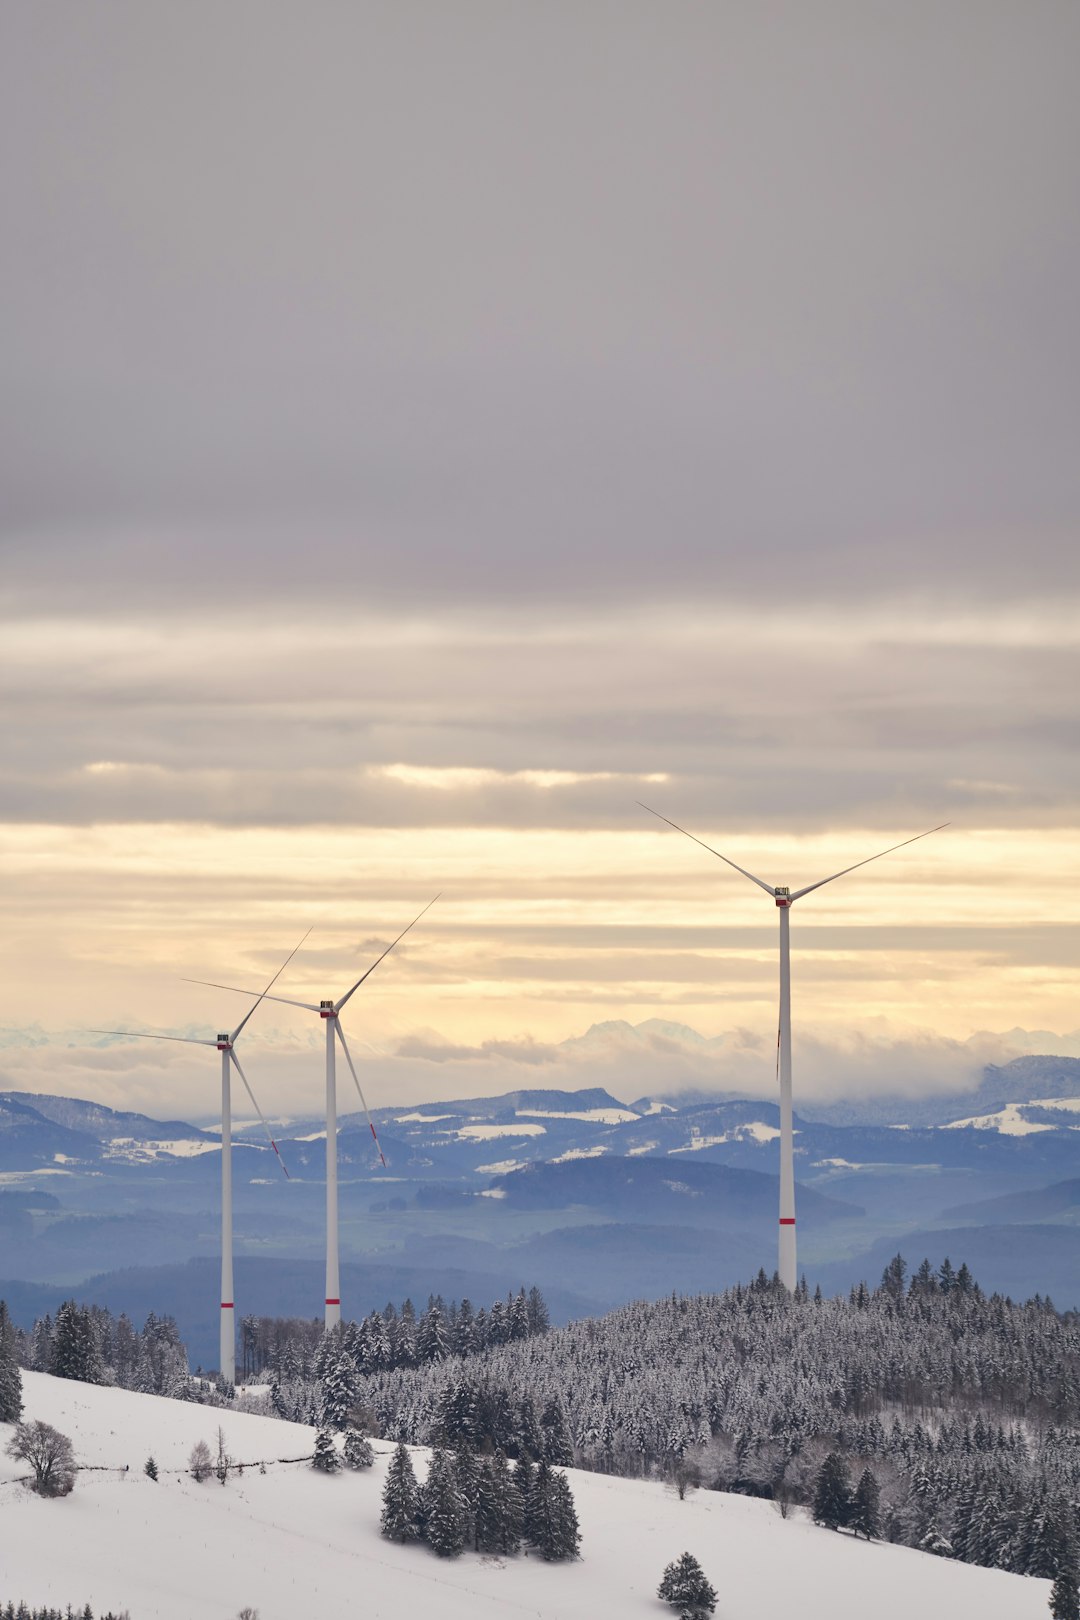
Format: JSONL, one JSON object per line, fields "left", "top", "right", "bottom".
{"left": 1, "top": 1373, "right": 1050, "bottom": 1620}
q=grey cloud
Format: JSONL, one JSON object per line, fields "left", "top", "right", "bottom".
{"left": 2, "top": 613, "right": 1079, "bottom": 829}
{"left": 1, "top": 2, "right": 1078, "bottom": 616}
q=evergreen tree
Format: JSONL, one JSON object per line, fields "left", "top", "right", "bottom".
{"left": 523, "top": 1456, "right": 550, "bottom": 1548}
{"left": 880, "top": 1254, "right": 908, "bottom": 1301}
{"left": 544, "top": 1470, "right": 581, "bottom": 1561}
{"left": 658, "top": 1551, "right": 717, "bottom": 1619}
{"left": 343, "top": 1427, "right": 374, "bottom": 1470}
{"left": 509, "top": 1289, "right": 530, "bottom": 1341}
{"left": 525, "top": 1458, "right": 581, "bottom": 1561}
{"left": 491, "top": 1450, "right": 523, "bottom": 1555}
{"left": 475, "top": 1456, "right": 501, "bottom": 1553}
{"left": 49, "top": 1301, "right": 104, "bottom": 1385}
{"left": 397, "top": 1300, "right": 418, "bottom": 1367}
{"left": 312, "top": 1428, "right": 340, "bottom": 1473}
{"left": 380, "top": 1443, "right": 421, "bottom": 1543}
{"left": 526, "top": 1285, "right": 550, "bottom": 1336}
{"left": 851, "top": 1469, "right": 880, "bottom": 1539}
{"left": 0, "top": 1300, "right": 23, "bottom": 1422}
{"left": 417, "top": 1302, "right": 450, "bottom": 1364}
{"left": 813, "top": 1452, "right": 852, "bottom": 1531}
{"left": 424, "top": 1447, "right": 467, "bottom": 1558}
{"left": 452, "top": 1445, "right": 480, "bottom": 1550}
{"left": 144, "top": 1455, "right": 158, "bottom": 1481}
{"left": 516, "top": 1452, "right": 536, "bottom": 1531}
{"left": 30, "top": 1312, "right": 53, "bottom": 1372}
{"left": 318, "top": 1342, "right": 358, "bottom": 1431}
{"left": 541, "top": 1397, "right": 574, "bottom": 1466}
{"left": 1050, "top": 1568, "right": 1080, "bottom": 1620}
{"left": 518, "top": 1394, "right": 544, "bottom": 1461}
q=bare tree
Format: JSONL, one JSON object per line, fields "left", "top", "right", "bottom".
{"left": 6, "top": 1418, "right": 77, "bottom": 1496}
{"left": 215, "top": 1425, "right": 233, "bottom": 1485}
{"left": 189, "top": 1437, "right": 213, "bottom": 1482}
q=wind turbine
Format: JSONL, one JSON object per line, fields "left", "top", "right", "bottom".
{"left": 639, "top": 806, "right": 948, "bottom": 1291}
{"left": 186, "top": 896, "right": 439, "bottom": 1331}
{"left": 91, "top": 930, "right": 309, "bottom": 1383}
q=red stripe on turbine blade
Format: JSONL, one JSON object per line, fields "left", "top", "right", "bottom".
{"left": 779, "top": 1218, "right": 796, "bottom": 1225}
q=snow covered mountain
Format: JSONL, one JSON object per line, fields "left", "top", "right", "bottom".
{"left": 0, "top": 1372, "right": 1051, "bottom": 1620}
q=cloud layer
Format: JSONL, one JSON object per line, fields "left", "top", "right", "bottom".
{"left": 1, "top": 4, "right": 1078, "bottom": 1094}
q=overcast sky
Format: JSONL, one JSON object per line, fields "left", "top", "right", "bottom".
{"left": 2, "top": 2, "right": 1078, "bottom": 1115}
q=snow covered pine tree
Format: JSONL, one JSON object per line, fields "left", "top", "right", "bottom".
{"left": 658, "top": 1551, "right": 718, "bottom": 1619}
{"left": 813, "top": 1452, "right": 852, "bottom": 1531}
{"left": 311, "top": 1428, "right": 340, "bottom": 1473}
{"left": 380, "top": 1443, "right": 421, "bottom": 1543}
{"left": 850, "top": 1468, "right": 881, "bottom": 1539}
{"left": 1051, "top": 1568, "right": 1080, "bottom": 1620}
{"left": 424, "top": 1447, "right": 467, "bottom": 1558}
{"left": 0, "top": 1301, "right": 23, "bottom": 1422}
{"left": 343, "top": 1427, "right": 374, "bottom": 1469}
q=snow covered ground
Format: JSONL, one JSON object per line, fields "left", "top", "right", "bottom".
{"left": 1, "top": 1373, "right": 1050, "bottom": 1620}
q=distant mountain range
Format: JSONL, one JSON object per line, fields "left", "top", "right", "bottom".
{"left": 3, "top": 1048, "right": 1080, "bottom": 1358}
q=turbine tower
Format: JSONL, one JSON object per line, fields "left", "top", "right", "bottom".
{"left": 91, "top": 930, "right": 308, "bottom": 1383}
{"left": 188, "top": 897, "right": 439, "bottom": 1331}
{"left": 640, "top": 807, "right": 947, "bottom": 1290}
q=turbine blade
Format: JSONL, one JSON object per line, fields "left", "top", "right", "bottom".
{"left": 231, "top": 926, "right": 314, "bottom": 1042}
{"left": 637, "top": 803, "right": 774, "bottom": 895}
{"left": 335, "top": 1020, "right": 387, "bottom": 1168}
{"left": 180, "top": 979, "right": 320, "bottom": 1014}
{"left": 787, "top": 823, "right": 950, "bottom": 901}
{"left": 86, "top": 1029, "right": 218, "bottom": 1047}
{"left": 227, "top": 1048, "right": 290, "bottom": 1178}
{"left": 334, "top": 894, "right": 441, "bottom": 1013}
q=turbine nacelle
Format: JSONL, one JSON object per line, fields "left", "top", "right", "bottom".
{"left": 319, "top": 1000, "right": 336, "bottom": 1019}
{"left": 216, "top": 1034, "right": 232, "bottom": 1049}
{"left": 773, "top": 887, "right": 791, "bottom": 908}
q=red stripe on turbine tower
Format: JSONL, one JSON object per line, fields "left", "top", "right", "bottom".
{"left": 221, "top": 1302, "right": 234, "bottom": 1308}
{"left": 779, "top": 1219, "right": 795, "bottom": 1226}
{"left": 325, "top": 1298, "right": 340, "bottom": 1306}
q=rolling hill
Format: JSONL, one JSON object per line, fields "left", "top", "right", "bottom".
{"left": 0, "top": 1372, "right": 1052, "bottom": 1620}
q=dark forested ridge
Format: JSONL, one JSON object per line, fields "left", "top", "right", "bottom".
{"left": 332, "top": 1259, "right": 1080, "bottom": 1579}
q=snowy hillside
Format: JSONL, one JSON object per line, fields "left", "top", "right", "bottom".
{"left": 1, "top": 1373, "right": 1050, "bottom": 1620}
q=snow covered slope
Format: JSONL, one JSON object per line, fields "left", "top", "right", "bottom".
{"left": 1, "top": 1373, "right": 1049, "bottom": 1620}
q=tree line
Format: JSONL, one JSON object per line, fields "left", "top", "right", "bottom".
{"left": 9, "top": 1300, "right": 192, "bottom": 1399}
{"left": 311, "top": 1257, "right": 1080, "bottom": 1583}
{"left": 241, "top": 1283, "right": 550, "bottom": 1382}
{"left": 0, "top": 1607, "right": 130, "bottom": 1619}
{"left": 259, "top": 1286, "right": 551, "bottom": 1424}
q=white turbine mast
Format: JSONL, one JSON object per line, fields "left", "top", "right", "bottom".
{"left": 90, "top": 929, "right": 310, "bottom": 1384}
{"left": 639, "top": 805, "right": 948, "bottom": 1291}
{"left": 187, "top": 896, "right": 440, "bottom": 1332}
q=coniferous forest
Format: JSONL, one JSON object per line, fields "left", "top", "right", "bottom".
{"left": 10, "top": 1262, "right": 1080, "bottom": 1581}
{"left": 323, "top": 1259, "right": 1080, "bottom": 1579}
{"left": 10, "top": 1301, "right": 194, "bottom": 1399}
